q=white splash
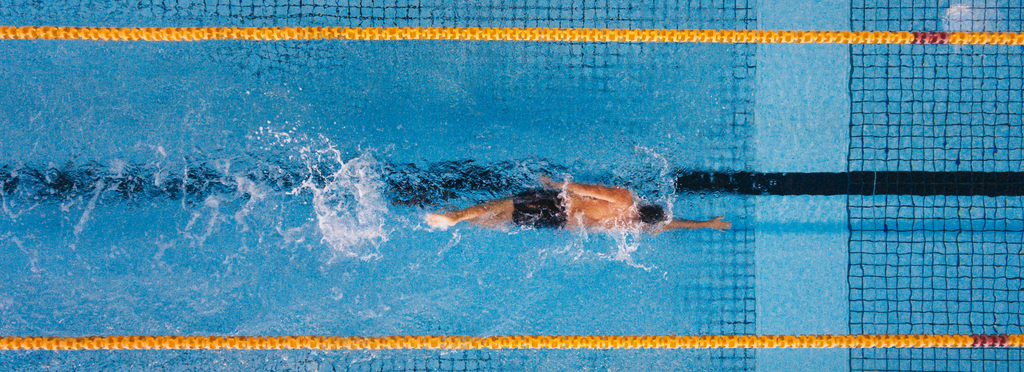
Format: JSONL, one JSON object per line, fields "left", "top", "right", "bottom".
{"left": 183, "top": 195, "right": 225, "bottom": 247}
{"left": 589, "top": 147, "right": 675, "bottom": 271}
{"left": 639, "top": 146, "right": 677, "bottom": 217}
{"left": 233, "top": 175, "right": 270, "bottom": 231}
{"left": 153, "top": 169, "right": 167, "bottom": 187}
{"left": 109, "top": 159, "right": 128, "bottom": 178}
{"left": 597, "top": 229, "right": 655, "bottom": 272}
{"left": 293, "top": 145, "right": 388, "bottom": 261}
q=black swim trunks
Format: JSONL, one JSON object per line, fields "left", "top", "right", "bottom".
{"left": 512, "top": 189, "right": 567, "bottom": 229}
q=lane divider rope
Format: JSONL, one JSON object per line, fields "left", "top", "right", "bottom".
{"left": 0, "top": 334, "right": 1021, "bottom": 350}
{"left": 0, "top": 27, "right": 1022, "bottom": 44}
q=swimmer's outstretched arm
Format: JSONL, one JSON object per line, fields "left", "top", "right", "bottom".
{"left": 661, "top": 216, "right": 732, "bottom": 232}
{"left": 539, "top": 176, "right": 632, "bottom": 204}
{"left": 426, "top": 197, "right": 514, "bottom": 230}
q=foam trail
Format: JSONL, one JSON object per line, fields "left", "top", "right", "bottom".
{"left": 296, "top": 146, "right": 388, "bottom": 261}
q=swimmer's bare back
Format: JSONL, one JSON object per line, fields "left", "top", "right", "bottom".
{"left": 425, "top": 176, "right": 731, "bottom": 233}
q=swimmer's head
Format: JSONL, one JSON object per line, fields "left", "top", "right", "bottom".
{"left": 637, "top": 204, "right": 666, "bottom": 225}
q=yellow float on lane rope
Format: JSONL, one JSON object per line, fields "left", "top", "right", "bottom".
{"left": 1, "top": 26, "right": 1023, "bottom": 44}
{"left": 0, "top": 334, "right": 1020, "bottom": 350}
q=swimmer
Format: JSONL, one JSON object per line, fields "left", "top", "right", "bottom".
{"left": 425, "top": 176, "right": 731, "bottom": 233}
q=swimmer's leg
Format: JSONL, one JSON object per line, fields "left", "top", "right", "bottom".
{"left": 426, "top": 197, "right": 513, "bottom": 230}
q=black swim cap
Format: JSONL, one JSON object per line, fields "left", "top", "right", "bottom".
{"left": 637, "top": 204, "right": 666, "bottom": 225}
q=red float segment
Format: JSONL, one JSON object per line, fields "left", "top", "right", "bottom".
{"left": 911, "top": 31, "right": 950, "bottom": 45}
{"left": 972, "top": 334, "right": 1009, "bottom": 347}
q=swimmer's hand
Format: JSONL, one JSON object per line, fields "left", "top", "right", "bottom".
{"left": 707, "top": 216, "right": 731, "bottom": 232}
{"left": 426, "top": 213, "right": 455, "bottom": 230}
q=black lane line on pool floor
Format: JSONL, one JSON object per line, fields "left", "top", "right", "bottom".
{"left": 676, "top": 171, "right": 1024, "bottom": 196}
{"left": 5, "top": 165, "right": 1022, "bottom": 203}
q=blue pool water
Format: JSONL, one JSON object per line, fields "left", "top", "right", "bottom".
{"left": 1, "top": 0, "right": 1023, "bottom": 371}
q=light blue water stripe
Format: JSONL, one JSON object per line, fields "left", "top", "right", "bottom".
{"left": 755, "top": 0, "right": 850, "bottom": 370}
{"left": 756, "top": 196, "right": 849, "bottom": 371}
{"left": 755, "top": 0, "right": 850, "bottom": 173}
{"left": 754, "top": 42, "right": 850, "bottom": 173}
